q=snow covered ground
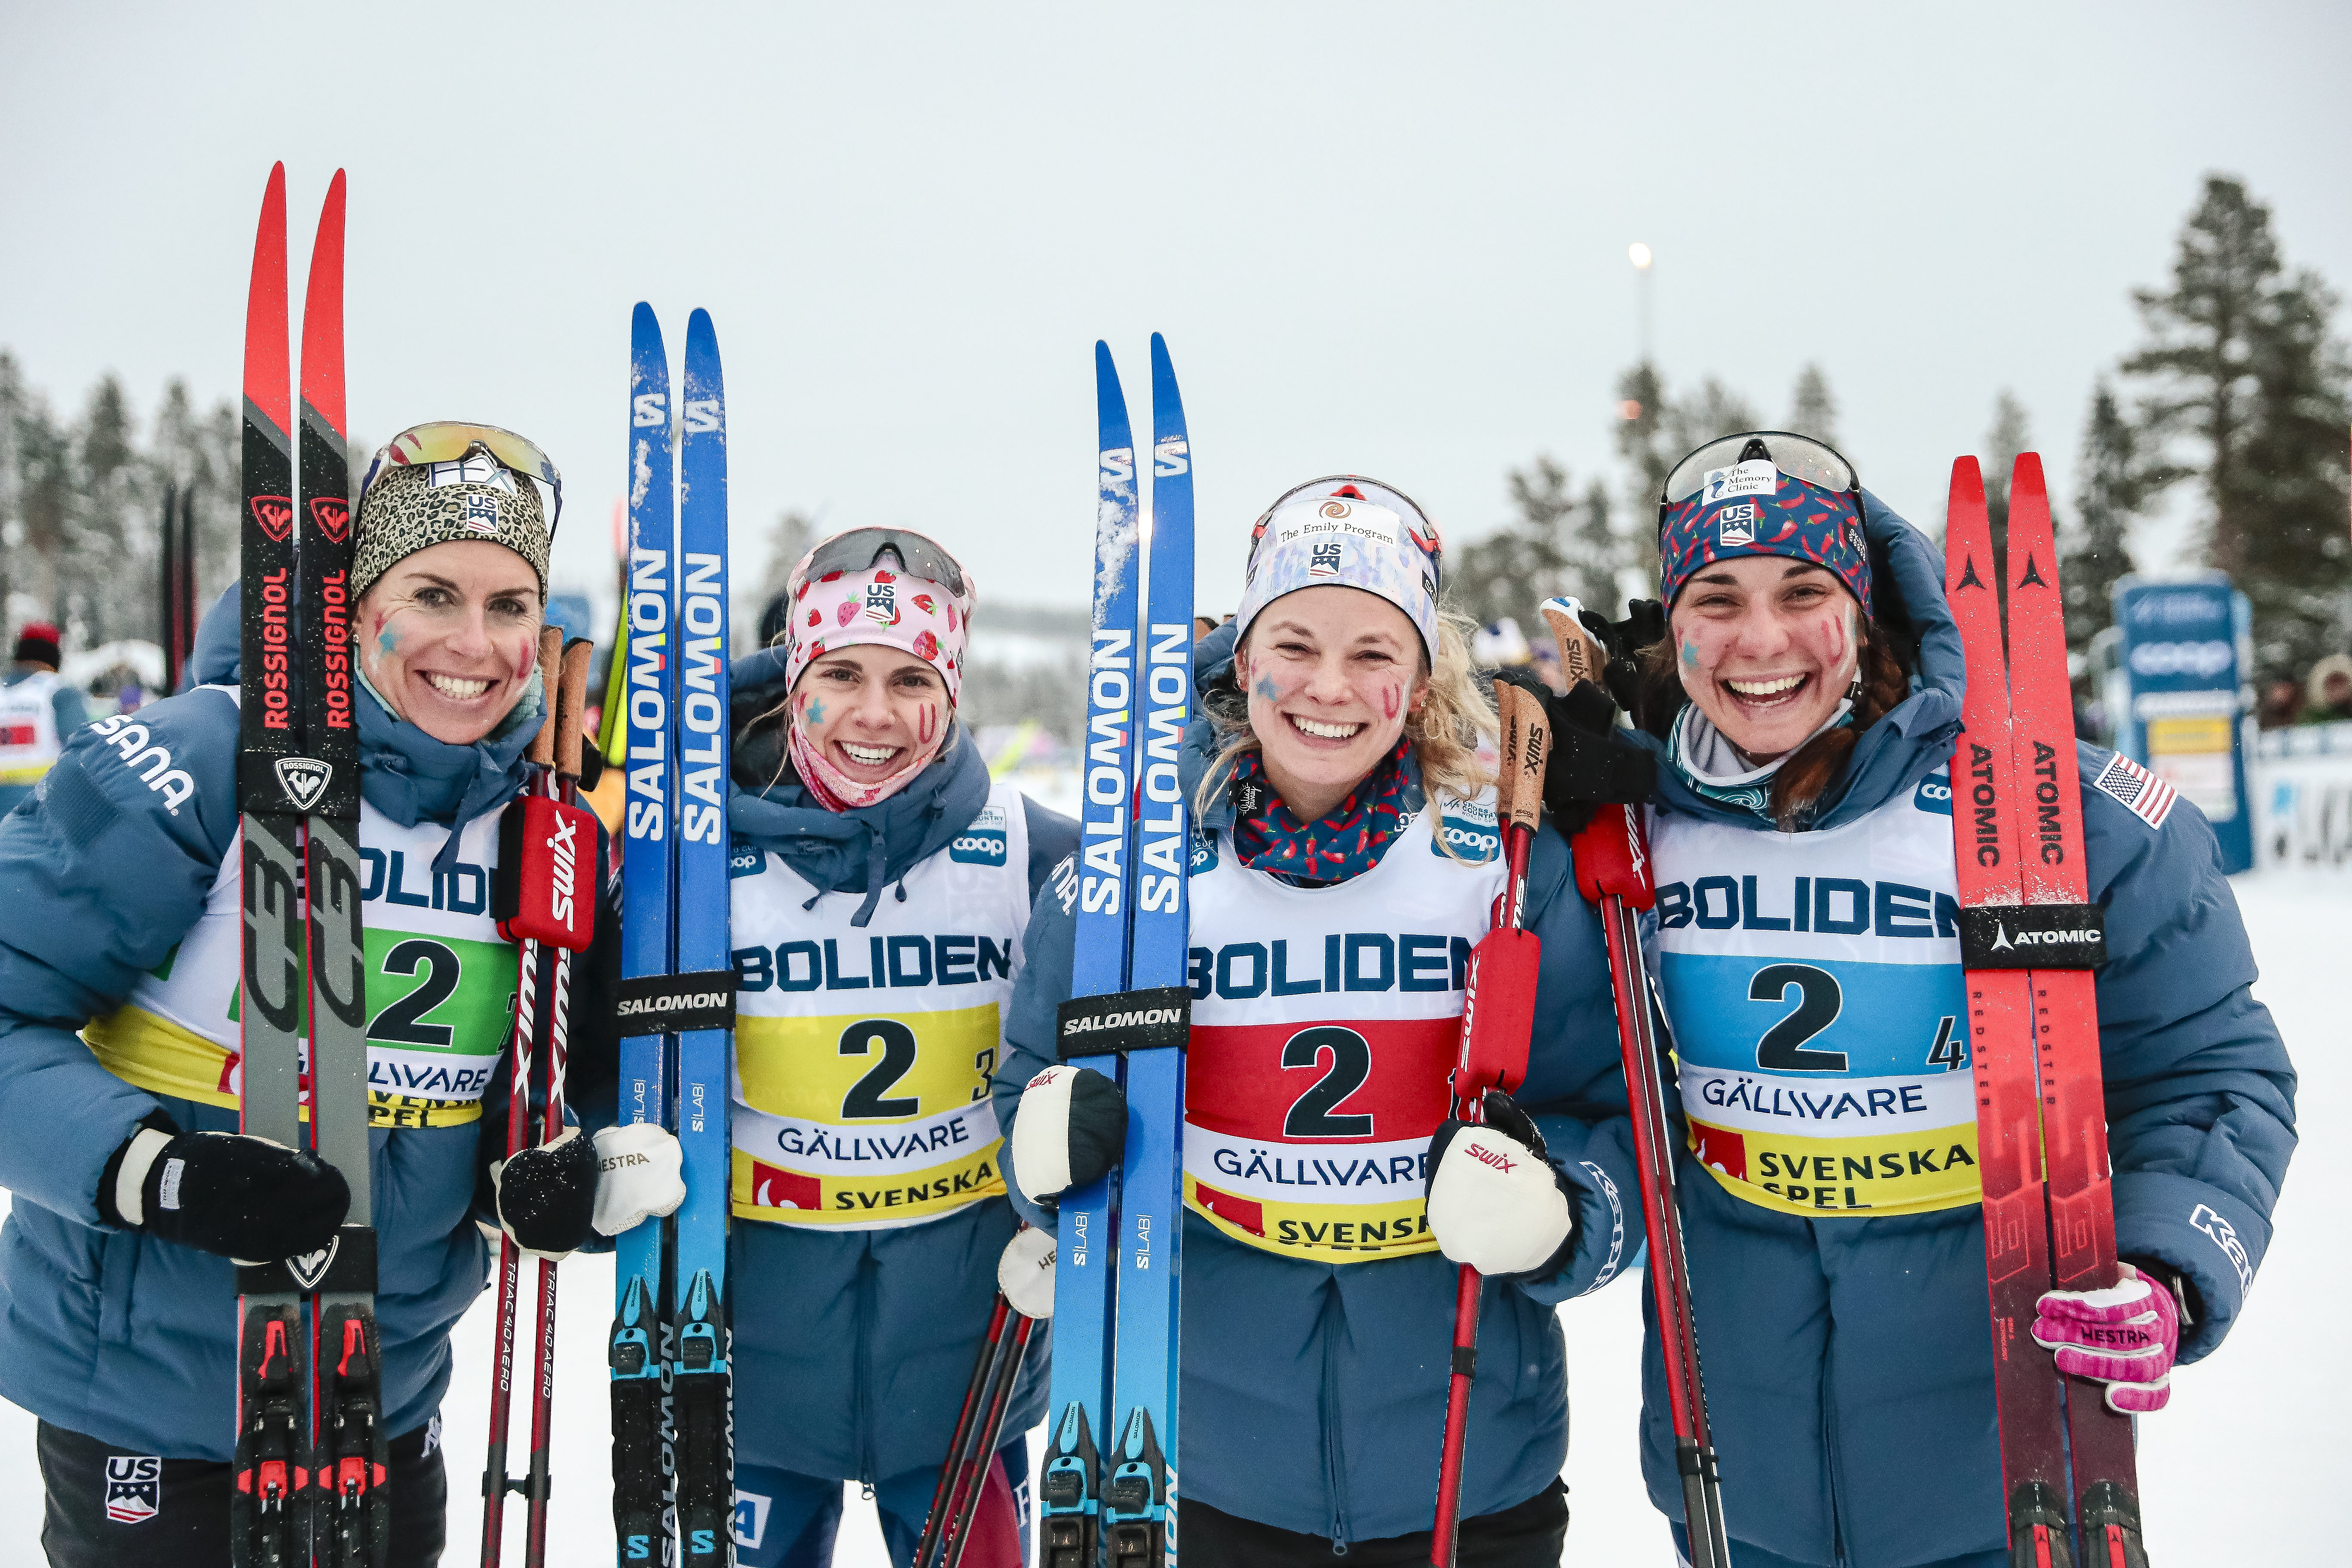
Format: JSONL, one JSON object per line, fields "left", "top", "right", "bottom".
{"left": 0, "top": 868, "right": 2339, "bottom": 1563}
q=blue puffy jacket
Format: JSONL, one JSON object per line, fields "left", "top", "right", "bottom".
{"left": 1626, "top": 493, "right": 2297, "bottom": 1566}
{"left": 710, "top": 648, "right": 1078, "bottom": 1486}
{"left": 0, "top": 587, "right": 616, "bottom": 1460}
{"left": 992, "top": 623, "right": 1642, "bottom": 1548}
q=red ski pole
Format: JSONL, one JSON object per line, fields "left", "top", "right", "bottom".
{"left": 1428, "top": 681, "right": 1549, "bottom": 1567}
{"left": 1541, "top": 601, "right": 1732, "bottom": 1568}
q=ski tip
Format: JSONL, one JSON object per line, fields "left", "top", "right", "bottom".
{"left": 1094, "top": 340, "right": 1124, "bottom": 402}
{"left": 2010, "top": 450, "right": 2047, "bottom": 499}
{"left": 299, "top": 173, "right": 349, "bottom": 434}
{"left": 687, "top": 305, "right": 716, "bottom": 338}
{"left": 1947, "top": 455, "right": 1985, "bottom": 507}
{"left": 244, "top": 165, "right": 292, "bottom": 434}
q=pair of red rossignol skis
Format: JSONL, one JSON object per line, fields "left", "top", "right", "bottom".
{"left": 1425, "top": 458, "right": 2147, "bottom": 1568}
{"left": 230, "top": 165, "right": 598, "bottom": 1568}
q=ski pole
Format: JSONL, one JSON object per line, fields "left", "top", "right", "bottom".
{"left": 915, "top": 1293, "right": 1016, "bottom": 1568}
{"left": 1540, "top": 601, "right": 1731, "bottom": 1568}
{"left": 1428, "top": 681, "right": 1549, "bottom": 1568}
{"left": 517, "top": 637, "right": 597, "bottom": 1568}
{"left": 483, "top": 628, "right": 564, "bottom": 1568}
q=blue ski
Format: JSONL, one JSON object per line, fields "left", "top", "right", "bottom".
{"left": 1043, "top": 338, "right": 1194, "bottom": 1568}
{"left": 610, "top": 301, "right": 677, "bottom": 1565}
{"left": 1041, "top": 343, "right": 1144, "bottom": 1568}
{"left": 671, "top": 309, "right": 736, "bottom": 1567}
{"left": 1102, "top": 334, "right": 1193, "bottom": 1568}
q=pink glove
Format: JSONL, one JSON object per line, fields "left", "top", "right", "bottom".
{"left": 2032, "top": 1262, "right": 2179, "bottom": 1414}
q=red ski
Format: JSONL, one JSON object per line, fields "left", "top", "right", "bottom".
{"left": 1947, "top": 456, "right": 2147, "bottom": 1568}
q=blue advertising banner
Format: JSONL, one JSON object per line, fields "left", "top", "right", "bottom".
{"left": 2112, "top": 573, "right": 2254, "bottom": 873}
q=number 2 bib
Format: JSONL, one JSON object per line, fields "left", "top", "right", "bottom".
{"left": 726, "top": 784, "right": 1032, "bottom": 1230}
{"left": 1650, "top": 769, "right": 1981, "bottom": 1218}
{"left": 1182, "top": 799, "right": 1503, "bottom": 1263}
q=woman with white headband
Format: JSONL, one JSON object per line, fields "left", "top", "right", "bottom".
{"left": 998, "top": 478, "right": 1645, "bottom": 1565}
{"left": 721, "top": 529, "right": 1077, "bottom": 1566}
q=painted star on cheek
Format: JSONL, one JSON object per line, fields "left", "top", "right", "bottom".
{"left": 802, "top": 697, "right": 826, "bottom": 727}
{"left": 1681, "top": 638, "right": 1700, "bottom": 667}
{"left": 1252, "top": 673, "right": 1280, "bottom": 703}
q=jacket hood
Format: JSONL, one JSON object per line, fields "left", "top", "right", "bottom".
{"left": 1181, "top": 617, "right": 1429, "bottom": 834}
{"left": 1635, "top": 487, "right": 1963, "bottom": 832}
{"left": 189, "top": 582, "right": 542, "bottom": 840}
{"left": 727, "top": 641, "right": 993, "bottom": 925}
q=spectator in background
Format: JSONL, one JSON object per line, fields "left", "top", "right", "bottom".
{"left": 2304, "top": 654, "right": 2352, "bottom": 723}
{"left": 2258, "top": 676, "right": 2303, "bottom": 730}
{"left": 0, "top": 622, "right": 91, "bottom": 818}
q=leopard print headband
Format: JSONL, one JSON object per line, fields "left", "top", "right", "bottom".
{"left": 352, "top": 459, "right": 549, "bottom": 604}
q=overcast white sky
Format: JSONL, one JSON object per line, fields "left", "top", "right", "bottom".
{"left": 5, "top": 1, "right": 2349, "bottom": 620}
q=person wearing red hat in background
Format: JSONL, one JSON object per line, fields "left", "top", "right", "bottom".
{"left": 0, "top": 621, "right": 91, "bottom": 819}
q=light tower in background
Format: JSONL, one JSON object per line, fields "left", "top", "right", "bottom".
{"left": 1628, "top": 242, "right": 1654, "bottom": 367}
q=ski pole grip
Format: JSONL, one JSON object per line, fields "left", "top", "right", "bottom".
{"left": 555, "top": 638, "right": 593, "bottom": 781}
{"left": 526, "top": 626, "right": 562, "bottom": 768}
{"left": 1568, "top": 804, "right": 1655, "bottom": 910}
{"left": 1493, "top": 682, "right": 1548, "bottom": 835}
{"left": 1538, "top": 599, "right": 1609, "bottom": 692}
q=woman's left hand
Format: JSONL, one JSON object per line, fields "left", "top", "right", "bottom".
{"left": 2032, "top": 1262, "right": 2180, "bottom": 1414}
{"left": 1424, "top": 1091, "right": 1580, "bottom": 1278}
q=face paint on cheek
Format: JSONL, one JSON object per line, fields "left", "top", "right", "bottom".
{"left": 375, "top": 613, "right": 401, "bottom": 656}
{"left": 1681, "top": 637, "right": 1700, "bottom": 668}
{"left": 1380, "top": 682, "right": 1401, "bottom": 720}
{"left": 1252, "top": 673, "right": 1281, "bottom": 703}
{"left": 916, "top": 703, "right": 937, "bottom": 746}
{"left": 801, "top": 693, "right": 827, "bottom": 728}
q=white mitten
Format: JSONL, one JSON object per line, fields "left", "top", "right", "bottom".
{"left": 1424, "top": 1092, "right": 1577, "bottom": 1278}
{"left": 591, "top": 1123, "right": 686, "bottom": 1237}
{"left": 1008, "top": 1064, "right": 1126, "bottom": 1204}
{"left": 998, "top": 1226, "right": 1057, "bottom": 1320}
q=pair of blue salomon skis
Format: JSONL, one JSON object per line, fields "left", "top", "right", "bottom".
{"left": 608, "top": 303, "right": 738, "bottom": 1565}
{"left": 1041, "top": 336, "right": 1195, "bottom": 1568}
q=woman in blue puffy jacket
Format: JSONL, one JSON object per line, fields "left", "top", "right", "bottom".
{"left": 1602, "top": 432, "right": 2296, "bottom": 1568}
{"left": 995, "top": 477, "right": 1643, "bottom": 1567}
{"left": 0, "top": 428, "right": 676, "bottom": 1567}
{"left": 717, "top": 529, "right": 1077, "bottom": 1567}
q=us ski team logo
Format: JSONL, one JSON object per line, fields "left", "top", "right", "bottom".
{"left": 461, "top": 494, "right": 501, "bottom": 536}
{"left": 274, "top": 756, "right": 332, "bottom": 811}
{"left": 103, "top": 1455, "right": 162, "bottom": 1525}
{"left": 864, "top": 578, "right": 900, "bottom": 626}
{"left": 1308, "top": 540, "right": 1344, "bottom": 576}
{"left": 1716, "top": 501, "right": 1758, "bottom": 547}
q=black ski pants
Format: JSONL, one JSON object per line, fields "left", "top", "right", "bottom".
{"left": 37, "top": 1416, "right": 447, "bottom": 1568}
{"left": 1182, "top": 1480, "right": 1568, "bottom": 1566}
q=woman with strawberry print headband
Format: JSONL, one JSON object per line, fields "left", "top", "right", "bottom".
{"left": 718, "top": 527, "right": 1078, "bottom": 1566}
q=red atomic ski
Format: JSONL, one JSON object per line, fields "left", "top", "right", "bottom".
{"left": 1946, "top": 458, "right": 2079, "bottom": 1568}
{"left": 2002, "top": 456, "right": 2146, "bottom": 1568}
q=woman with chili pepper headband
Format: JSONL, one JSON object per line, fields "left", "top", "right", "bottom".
{"left": 994, "top": 478, "right": 1643, "bottom": 1566}
{"left": 720, "top": 528, "right": 1077, "bottom": 1567}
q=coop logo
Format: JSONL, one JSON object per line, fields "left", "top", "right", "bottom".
{"left": 1715, "top": 501, "right": 1758, "bottom": 547}
{"left": 2128, "top": 640, "right": 2232, "bottom": 680}
{"left": 729, "top": 845, "right": 766, "bottom": 879}
{"left": 1914, "top": 768, "right": 1954, "bottom": 817}
{"left": 102, "top": 1455, "right": 161, "bottom": 1524}
{"left": 1432, "top": 799, "right": 1500, "bottom": 863}
{"left": 951, "top": 804, "right": 1009, "bottom": 866}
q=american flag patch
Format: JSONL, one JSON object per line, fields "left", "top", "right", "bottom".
{"left": 2090, "top": 751, "right": 2176, "bottom": 831}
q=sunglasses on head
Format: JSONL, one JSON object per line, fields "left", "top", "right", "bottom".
{"left": 359, "top": 421, "right": 564, "bottom": 536}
